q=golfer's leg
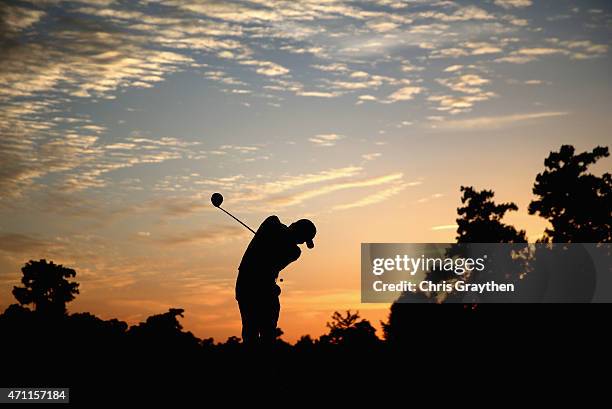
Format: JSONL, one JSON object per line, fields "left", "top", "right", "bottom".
{"left": 260, "top": 295, "right": 280, "bottom": 345}
{"left": 238, "top": 298, "right": 257, "bottom": 345}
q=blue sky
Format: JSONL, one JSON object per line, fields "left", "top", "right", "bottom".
{"left": 0, "top": 0, "right": 610, "bottom": 340}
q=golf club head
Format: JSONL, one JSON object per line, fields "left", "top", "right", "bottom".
{"left": 211, "top": 192, "right": 224, "bottom": 207}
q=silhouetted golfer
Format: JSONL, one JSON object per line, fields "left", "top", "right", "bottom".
{"left": 236, "top": 216, "right": 316, "bottom": 346}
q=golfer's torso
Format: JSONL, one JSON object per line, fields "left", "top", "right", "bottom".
{"left": 236, "top": 216, "right": 300, "bottom": 298}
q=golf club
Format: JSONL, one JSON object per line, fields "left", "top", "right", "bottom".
{"left": 211, "top": 193, "right": 284, "bottom": 283}
{"left": 210, "top": 192, "right": 256, "bottom": 234}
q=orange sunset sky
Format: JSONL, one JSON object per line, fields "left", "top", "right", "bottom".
{"left": 0, "top": 0, "right": 611, "bottom": 342}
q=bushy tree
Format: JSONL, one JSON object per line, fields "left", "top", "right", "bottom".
{"left": 294, "top": 335, "right": 315, "bottom": 353}
{"left": 319, "top": 310, "right": 380, "bottom": 349}
{"left": 129, "top": 308, "right": 199, "bottom": 351}
{"left": 529, "top": 145, "right": 611, "bottom": 243}
{"left": 384, "top": 186, "right": 529, "bottom": 342}
{"left": 12, "top": 259, "right": 80, "bottom": 316}
{"left": 456, "top": 186, "right": 527, "bottom": 243}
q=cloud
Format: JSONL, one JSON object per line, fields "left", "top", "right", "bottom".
{"left": 386, "top": 86, "right": 423, "bottom": 102}
{"left": 192, "top": 166, "right": 411, "bottom": 211}
{"left": 246, "top": 60, "right": 290, "bottom": 76}
{"left": 153, "top": 166, "right": 366, "bottom": 215}
{"left": 311, "top": 63, "right": 348, "bottom": 72}
{"left": 329, "top": 81, "right": 368, "bottom": 90}
{"left": 170, "top": 1, "right": 281, "bottom": 23}
{"left": 308, "top": 134, "right": 345, "bottom": 147}
{"left": 401, "top": 61, "right": 424, "bottom": 72}
{"left": 431, "top": 224, "right": 458, "bottom": 231}
{"left": 332, "top": 182, "right": 407, "bottom": 210}
{"left": 554, "top": 39, "right": 609, "bottom": 60}
{"left": 494, "top": 0, "right": 533, "bottom": 9}
{"left": 517, "top": 47, "right": 568, "bottom": 56}
{"left": 433, "top": 111, "right": 569, "bottom": 130}
{"left": 437, "top": 74, "right": 490, "bottom": 94}
{"left": 350, "top": 71, "right": 369, "bottom": 79}
{"left": 366, "top": 20, "right": 400, "bottom": 32}
{"left": 152, "top": 166, "right": 410, "bottom": 213}
{"left": 362, "top": 153, "right": 381, "bottom": 161}
{"left": 219, "top": 145, "right": 260, "bottom": 153}
{"left": 418, "top": 6, "right": 495, "bottom": 22}
{"left": 269, "top": 172, "right": 405, "bottom": 207}
{"left": 415, "top": 193, "right": 444, "bottom": 204}
{"left": 463, "top": 42, "right": 503, "bottom": 55}
{"left": 431, "top": 47, "right": 469, "bottom": 58}
{"left": 495, "top": 55, "right": 536, "bottom": 64}
{"left": 358, "top": 95, "right": 377, "bottom": 101}
{"left": 444, "top": 65, "right": 463, "bottom": 72}
{"left": 297, "top": 91, "right": 340, "bottom": 98}
{"left": 1, "top": 4, "right": 45, "bottom": 33}
{"left": 157, "top": 225, "right": 247, "bottom": 246}
{"left": 428, "top": 93, "right": 494, "bottom": 113}
{"left": 431, "top": 73, "right": 495, "bottom": 112}
{"left": 0, "top": 125, "right": 199, "bottom": 200}
{"left": 0, "top": 22, "right": 194, "bottom": 100}
{"left": 496, "top": 40, "right": 608, "bottom": 64}
{"left": 0, "top": 233, "right": 52, "bottom": 253}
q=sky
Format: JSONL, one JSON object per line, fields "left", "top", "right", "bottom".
{"left": 0, "top": 0, "right": 611, "bottom": 342}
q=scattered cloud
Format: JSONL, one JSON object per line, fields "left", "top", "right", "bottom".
{"left": 418, "top": 6, "right": 495, "bottom": 22}
{"left": 251, "top": 61, "right": 290, "bottom": 76}
{"left": 431, "top": 73, "right": 495, "bottom": 112}
{"left": 358, "top": 95, "right": 377, "bottom": 101}
{"left": 431, "top": 224, "right": 458, "bottom": 231}
{"left": 386, "top": 86, "right": 423, "bottom": 102}
{"left": 494, "top": 0, "right": 533, "bottom": 9}
{"left": 297, "top": 91, "right": 340, "bottom": 98}
{"left": 311, "top": 63, "right": 348, "bottom": 72}
{"left": 0, "top": 233, "right": 52, "bottom": 253}
{"left": 157, "top": 226, "right": 247, "bottom": 246}
{"left": 308, "top": 134, "right": 345, "bottom": 147}
{"left": 433, "top": 111, "right": 569, "bottom": 130}
{"left": 333, "top": 183, "right": 407, "bottom": 210}
{"left": 517, "top": 47, "right": 568, "bottom": 56}
{"left": 366, "top": 20, "right": 400, "bottom": 33}
{"left": 444, "top": 65, "right": 463, "bottom": 72}
{"left": 362, "top": 153, "right": 382, "bottom": 161}
{"left": 269, "top": 173, "right": 405, "bottom": 208}
{"left": 438, "top": 74, "right": 490, "bottom": 94}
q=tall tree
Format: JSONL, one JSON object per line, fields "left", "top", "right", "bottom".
{"left": 12, "top": 259, "right": 79, "bottom": 316}
{"left": 456, "top": 186, "right": 527, "bottom": 243}
{"left": 529, "top": 145, "right": 611, "bottom": 243}
{"left": 385, "top": 186, "right": 528, "bottom": 343}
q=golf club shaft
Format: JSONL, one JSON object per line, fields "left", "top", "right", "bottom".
{"left": 218, "top": 206, "right": 256, "bottom": 234}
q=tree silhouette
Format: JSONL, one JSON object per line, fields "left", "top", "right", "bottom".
{"left": 384, "top": 187, "right": 529, "bottom": 343}
{"left": 294, "top": 335, "right": 315, "bottom": 353}
{"left": 529, "top": 145, "right": 611, "bottom": 243}
{"left": 128, "top": 308, "right": 201, "bottom": 356}
{"left": 455, "top": 186, "right": 527, "bottom": 243}
{"left": 429, "top": 187, "right": 526, "bottom": 296}
{"left": 319, "top": 310, "right": 380, "bottom": 349}
{"left": 12, "top": 259, "right": 80, "bottom": 316}
{"left": 447, "top": 186, "right": 528, "bottom": 300}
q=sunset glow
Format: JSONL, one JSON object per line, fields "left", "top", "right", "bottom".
{"left": 1, "top": 0, "right": 610, "bottom": 342}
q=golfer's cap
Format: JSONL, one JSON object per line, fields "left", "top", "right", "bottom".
{"left": 294, "top": 219, "right": 316, "bottom": 249}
